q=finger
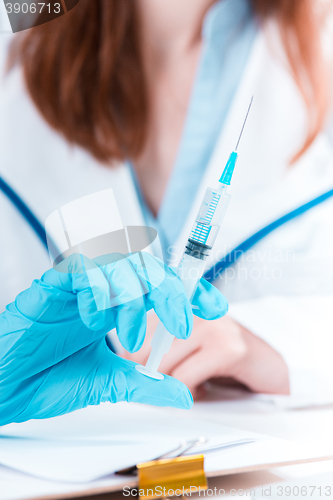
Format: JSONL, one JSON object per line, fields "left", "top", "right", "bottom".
{"left": 100, "top": 257, "right": 144, "bottom": 308}
{"left": 9, "top": 261, "right": 114, "bottom": 386}
{"left": 192, "top": 278, "right": 228, "bottom": 320}
{"left": 107, "top": 355, "right": 193, "bottom": 409}
{"left": 115, "top": 297, "right": 147, "bottom": 353}
{"left": 101, "top": 258, "right": 149, "bottom": 351}
{"left": 42, "top": 253, "right": 112, "bottom": 332}
{"left": 16, "top": 253, "right": 89, "bottom": 321}
{"left": 129, "top": 253, "right": 193, "bottom": 340}
{"left": 171, "top": 349, "right": 220, "bottom": 394}
{"left": 158, "top": 337, "right": 200, "bottom": 375}
{"left": 72, "top": 256, "right": 112, "bottom": 331}
{"left": 123, "top": 335, "right": 152, "bottom": 364}
{"left": 123, "top": 334, "right": 198, "bottom": 374}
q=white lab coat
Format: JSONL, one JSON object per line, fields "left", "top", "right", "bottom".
{"left": 0, "top": 28, "right": 333, "bottom": 408}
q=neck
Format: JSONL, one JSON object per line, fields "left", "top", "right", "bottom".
{"left": 136, "top": 0, "right": 217, "bottom": 57}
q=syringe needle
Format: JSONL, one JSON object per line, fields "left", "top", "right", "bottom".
{"left": 235, "top": 96, "right": 253, "bottom": 152}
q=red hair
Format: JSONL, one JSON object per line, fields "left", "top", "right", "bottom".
{"left": 9, "top": 0, "right": 331, "bottom": 163}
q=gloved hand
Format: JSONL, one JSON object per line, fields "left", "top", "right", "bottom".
{"left": 0, "top": 252, "right": 228, "bottom": 425}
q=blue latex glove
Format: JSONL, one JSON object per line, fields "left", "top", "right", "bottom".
{"left": 0, "top": 252, "right": 228, "bottom": 425}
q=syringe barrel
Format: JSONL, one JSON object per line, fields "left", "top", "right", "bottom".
{"left": 144, "top": 253, "right": 206, "bottom": 371}
{"left": 189, "top": 185, "right": 230, "bottom": 249}
{"left": 145, "top": 323, "right": 174, "bottom": 373}
{"left": 177, "top": 252, "right": 206, "bottom": 301}
{"left": 144, "top": 183, "right": 230, "bottom": 376}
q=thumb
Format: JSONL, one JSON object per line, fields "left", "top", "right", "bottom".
{"left": 102, "top": 354, "right": 193, "bottom": 410}
{"left": 8, "top": 340, "right": 192, "bottom": 424}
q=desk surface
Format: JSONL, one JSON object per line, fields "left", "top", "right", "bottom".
{"left": 185, "top": 384, "right": 333, "bottom": 445}
{"left": 81, "top": 386, "right": 333, "bottom": 500}
{"left": 3, "top": 385, "right": 333, "bottom": 500}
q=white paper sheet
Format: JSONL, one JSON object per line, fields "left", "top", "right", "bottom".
{"left": 0, "top": 464, "right": 130, "bottom": 500}
{"left": 0, "top": 403, "right": 263, "bottom": 483}
{"left": 0, "top": 403, "right": 330, "bottom": 500}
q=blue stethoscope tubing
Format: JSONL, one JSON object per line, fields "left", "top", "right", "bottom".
{"left": 0, "top": 176, "right": 48, "bottom": 250}
{"left": 204, "top": 188, "right": 333, "bottom": 282}
{"left": 1, "top": 175, "right": 333, "bottom": 281}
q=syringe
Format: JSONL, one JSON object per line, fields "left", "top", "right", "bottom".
{"left": 136, "top": 98, "right": 253, "bottom": 380}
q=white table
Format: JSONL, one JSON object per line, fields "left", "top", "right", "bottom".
{"left": 2, "top": 385, "right": 333, "bottom": 500}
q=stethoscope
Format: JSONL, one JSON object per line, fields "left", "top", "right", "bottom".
{"left": 1, "top": 176, "right": 333, "bottom": 282}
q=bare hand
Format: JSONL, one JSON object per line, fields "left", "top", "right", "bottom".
{"left": 123, "top": 313, "right": 290, "bottom": 398}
